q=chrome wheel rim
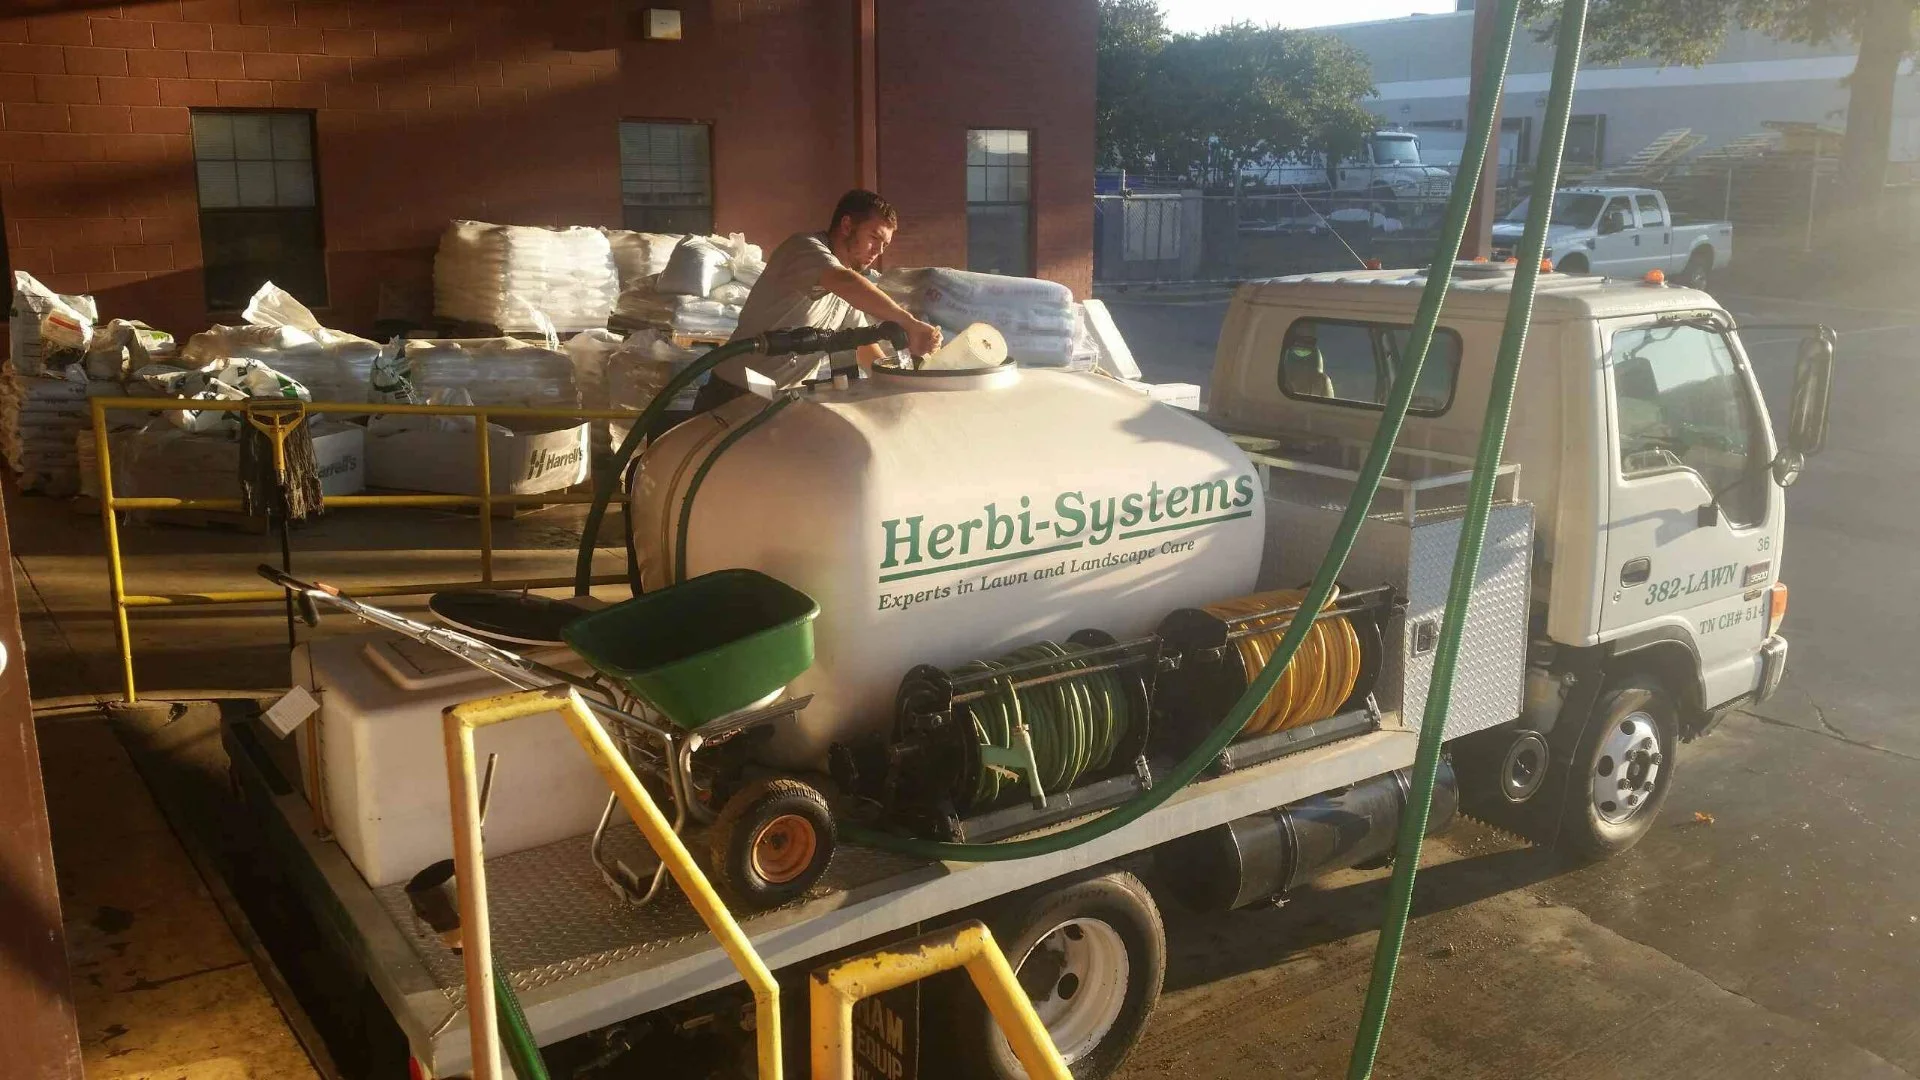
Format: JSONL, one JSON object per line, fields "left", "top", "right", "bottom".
{"left": 1591, "top": 711, "right": 1663, "bottom": 825}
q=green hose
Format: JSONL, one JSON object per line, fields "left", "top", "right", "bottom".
{"left": 955, "top": 640, "right": 1134, "bottom": 810}
{"left": 494, "top": 967, "right": 551, "bottom": 1080}
{"left": 839, "top": 0, "right": 1517, "bottom": 865}
{"left": 1345, "top": 2, "right": 1587, "bottom": 1075}
{"left": 672, "top": 396, "right": 796, "bottom": 583}
{"left": 573, "top": 339, "right": 764, "bottom": 597}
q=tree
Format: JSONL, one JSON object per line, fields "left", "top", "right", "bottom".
{"left": 1097, "top": 0, "right": 1171, "bottom": 170}
{"left": 1523, "top": 0, "right": 1915, "bottom": 210}
{"left": 1096, "top": 2, "right": 1379, "bottom": 187}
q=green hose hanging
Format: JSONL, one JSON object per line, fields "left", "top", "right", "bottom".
{"left": 574, "top": 338, "right": 764, "bottom": 596}
{"left": 1346, "top": 1, "right": 1589, "bottom": 1075}
{"left": 839, "top": 0, "right": 1519, "bottom": 865}
{"left": 494, "top": 969, "right": 551, "bottom": 1080}
{"left": 672, "top": 396, "right": 796, "bottom": 583}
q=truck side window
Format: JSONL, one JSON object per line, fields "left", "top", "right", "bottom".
{"left": 1634, "top": 194, "right": 1665, "bottom": 229}
{"left": 1600, "top": 198, "right": 1633, "bottom": 234}
{"left": 1279, "top": 317, "right": 1460, "bottom": 417}
{"left": 1611, "top": 325, "right": 1765, "bottom": 525}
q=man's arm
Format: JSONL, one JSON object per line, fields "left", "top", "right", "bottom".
{"left": 818, "top": 266, "right": 942, "bottom": 357}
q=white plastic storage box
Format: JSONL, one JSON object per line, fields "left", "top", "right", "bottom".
{"left": 292, "top": 631, "right": 612, "bottom": 887}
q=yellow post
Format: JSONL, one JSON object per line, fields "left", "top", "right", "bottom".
{"left": 90, "top": 400, "right": 138, "bottom": 702}
{"left": 475, "top": 408, "right": 494, "bottom": 583}
{"left": 442, "top": 698, "right": 502, "bottom": 1080}
{"left": 443, "top": 686, "right": 783, "bottom": 1080}
{"left": 808, "top": 921, "right": 1069, "bottom": 1080}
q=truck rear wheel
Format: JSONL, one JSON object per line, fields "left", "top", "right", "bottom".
{"left": 937, "top": 869, "right": 1165, "bottom": 1079}
{"left": 1679, "top": 247, "right": 1713, "bottom": 288}
{"left": 1561, "top": 679, "right": 1677, "bottom": 860}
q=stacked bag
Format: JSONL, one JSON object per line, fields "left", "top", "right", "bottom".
{"left": 0, "top": 365, "right": 124, "bottom": 495}
{"left": 611, "top": 232, "right": 763, "bottom": 337}
{"left": 433, "top": 221, "right": 621, "bottom": 334}
{"left": 877, "top": 268, "right": 1082, "bottom": 368}
{"left": 566, "top": 328, "right": 702, "bottom": 449}
{"left": 176, "top": 281, "right": 380, "bottom": 404}
{"left": 2, "top": 272, "right": 153, "bottom": 494}
{"left": 430, "top": 219, "right": 767, "bottom": 339}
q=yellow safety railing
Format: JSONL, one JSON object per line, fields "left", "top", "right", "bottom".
{"left": 90, "top": 396, "right": 644, "bottom": 702}
{"left": 810, "top": 921, "right": 1070, "bottom": 1080}
{"left": 442, "top": 684, "right": 1066, "bottom": 1080}
{"left": 443, "top": 685, "right": 782, "bottom": 1080}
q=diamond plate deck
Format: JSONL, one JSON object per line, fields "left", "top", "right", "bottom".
{"left": 372, "top": 821, "right": 926, "bottom": 1008}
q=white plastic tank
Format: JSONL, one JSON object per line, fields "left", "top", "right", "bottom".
{"left": 293, "top": 632, "right": 611, "bottom": 887}
{"left": 630, "top": 366, "right": 1265, "bottom": 768}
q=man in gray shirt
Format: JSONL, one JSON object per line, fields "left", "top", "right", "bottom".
{"left": 693, "top": 190, "right": 941, "bottom": 413}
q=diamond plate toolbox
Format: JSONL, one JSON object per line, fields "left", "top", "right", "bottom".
{"left": 1261, "top": 497, "right": 1532, "bottom": 740}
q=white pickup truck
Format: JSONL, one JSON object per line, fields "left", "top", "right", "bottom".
{"left": 1492, "top": 186, "right": 1733, "bottom": 285}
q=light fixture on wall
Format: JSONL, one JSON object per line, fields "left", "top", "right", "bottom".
{"left": 641, "top": 8, "right": 682, "bottom": 40}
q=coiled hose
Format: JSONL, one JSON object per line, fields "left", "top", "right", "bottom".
{"left": 1205, "top": 588, "right": 1363, "bottom": 738}
{"left": 958, "top": 640, "right": 1138, "bottom": 810}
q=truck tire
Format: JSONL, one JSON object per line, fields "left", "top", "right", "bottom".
{"left": 1368, "top": 184, "right": 1402, "bottom": 222}
{"left": 1560, "top": 679, "right": 1677, "bottom": 860}
{"left": 937, "top": 869, "right": 1165, "bottom": 1079}
{"left": 1680, "top": 247, "right": 1713, "bottom": 288}
{"left": 1555, "top": 253, "right": 1590, "bottom": 275}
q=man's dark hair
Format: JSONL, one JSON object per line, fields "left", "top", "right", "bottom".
{"left": 829, "top": 189, "right": 898, "bottom": 234}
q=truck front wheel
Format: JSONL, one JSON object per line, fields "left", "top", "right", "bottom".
{"left": 1561, "top": 679, "right": 1677, "bottom": 860}
{"left": 937, "top": 869, "right": 1165, "bottom": 1079}
{"left": 1555, "top": 253, "right": 1590, "bottom": 275}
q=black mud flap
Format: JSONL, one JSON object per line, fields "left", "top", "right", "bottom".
{"left": 1452, "top": 723, "right": 1563, "bottom": 846}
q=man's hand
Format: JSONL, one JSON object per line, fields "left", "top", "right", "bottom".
{"left": 907, "top": 317, "right": 942, "bottom": 358}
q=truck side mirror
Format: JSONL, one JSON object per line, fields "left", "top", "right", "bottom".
{"left": 1788, "top": 329, "right": 1834, "bottom": 455}
{"left": 1774, "top": 327, "right": 1834, "bottom": 486}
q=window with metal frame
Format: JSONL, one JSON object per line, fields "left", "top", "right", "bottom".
{"left": 1610, "top": 323, "right": 1766, "bottom": 525}
{"left": 1565, "top": 114, "right": 1607, "bottom": 167}
{"left": 619, "top": 121, "right": 714, "bottom": 234}
{"left": 966, "top": 129, "right": 1032, "bottom": 276}
{"left": 191, "top": 109, "right": 324, "bottom": 309}
{"left": 1278, "top": 316, "right": 1462, "bottom": 417}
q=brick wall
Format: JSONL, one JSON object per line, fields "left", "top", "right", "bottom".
{"left": 0, "top": 0, "right": 1093, "bottom": 338}
{"left": 877, "top": 0, "right": 1097, "bottom": 298}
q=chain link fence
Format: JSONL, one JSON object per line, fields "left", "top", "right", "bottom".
{"left": 1093, "top": 159, "right": 1917, "bottom": 287}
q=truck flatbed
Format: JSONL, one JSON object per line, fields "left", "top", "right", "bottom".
{"left": 225, "top": 707, "right": 1415, "bottom": 1076}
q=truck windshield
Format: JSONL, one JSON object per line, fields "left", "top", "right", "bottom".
{"left": 1503, "top": 192, "right": 1606, "bottom": 227}
{"left": 1370, "top": 137, "right": 1420, "bottom": 165}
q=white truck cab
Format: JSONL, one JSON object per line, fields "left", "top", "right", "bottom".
{"left": 1336, "top": 130, "right": 1455, "bottom": 206}
{"left": 1209, "top": 263, "right": 1830, "bottom": 849}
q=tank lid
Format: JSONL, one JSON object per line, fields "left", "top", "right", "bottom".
{"left": 869, "top": 362, "right": 1021, "bottom": 392}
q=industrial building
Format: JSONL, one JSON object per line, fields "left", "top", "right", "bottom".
{"left": 0, "top": 0, "right": 1096, "bottom": 337}
{"left": 1328, "top": 4, "right": 1918, "bottom": 171}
